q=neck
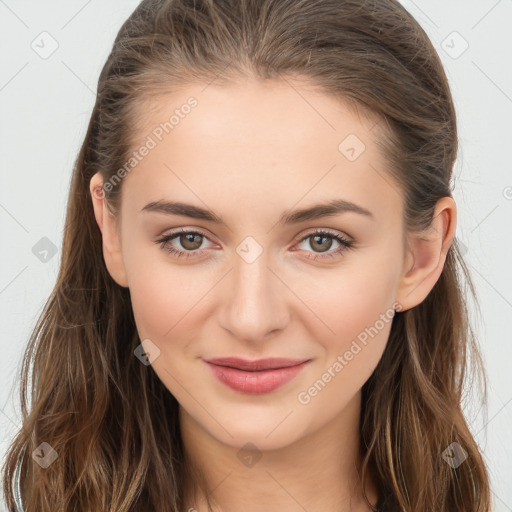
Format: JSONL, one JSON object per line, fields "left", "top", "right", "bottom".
{"left": 179, "top": 391, "right": 379, "bottom": 512}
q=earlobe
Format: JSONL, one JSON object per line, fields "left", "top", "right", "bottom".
{"left": 396, "top": 196, "right": 457, "bottom": 311}
{"left": 89, "top": 172, "right": 129, "bottom": 288}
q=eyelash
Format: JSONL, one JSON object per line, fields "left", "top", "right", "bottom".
{"left": 154, "top": 227, "right": 354, "bottom": 261}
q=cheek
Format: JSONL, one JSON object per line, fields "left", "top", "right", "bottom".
{"left": 330, "top": 275, "right": 396, "bottom": 346}
{"left": 294, "top": 268, "right": 398, "bottom": 414}
{"left": 310, "top": 290, "right": 394, "bottom": 387}
{"left": 295, "top": 251, "right": 400, "bottom": 346}
{"left": 123, "top": 242, "right": 204, "bottom": 341}
{"left": 129, "top": 269, "right": 203, "bottom": 342}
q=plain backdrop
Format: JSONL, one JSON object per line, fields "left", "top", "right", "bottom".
{"left": 0, "top": 0, "right": 511, "bottom": 510}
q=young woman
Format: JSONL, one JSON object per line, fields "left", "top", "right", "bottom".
{"left": 2, "top": 0, "right": 491, "bottom": 510}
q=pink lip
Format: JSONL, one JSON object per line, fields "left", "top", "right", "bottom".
{"left": 204, "top": 357, "right": 311, "bottom": 394}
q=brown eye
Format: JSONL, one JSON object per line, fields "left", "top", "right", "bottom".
{"left": 179, "top": 232, "right": 203, "bottom": 250}
{"left": 309, "top": 234, "right": 334, "bottom": 253}
{"left": 154, "top": 229, "right": 213, "bottom": 259}
{"left": 296, "top": 229, "right": 354, "bottom": 261}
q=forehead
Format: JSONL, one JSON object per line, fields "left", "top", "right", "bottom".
{"left": 120, "top": 78, "right": 402, "bottom": 225}
{"left": 135, "top": 77, "right": 382, "bottom": 152}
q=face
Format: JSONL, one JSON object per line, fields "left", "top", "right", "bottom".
{"left": 90, "top": 77, "right": 452, "bottom": 452}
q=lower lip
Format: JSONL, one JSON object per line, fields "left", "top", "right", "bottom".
{"left": 205, "top": 360, "right": 310, "bottom": 395}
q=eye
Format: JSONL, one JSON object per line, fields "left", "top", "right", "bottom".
{"left": 154, "top": 228, "right": 215, "bottom": 259}
{"left": 294, "top": 228, "right": 354, "bottom": 261}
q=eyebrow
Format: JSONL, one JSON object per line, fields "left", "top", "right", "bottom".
{"left": 141, "top": 198, "right": 374, "bottom": 225}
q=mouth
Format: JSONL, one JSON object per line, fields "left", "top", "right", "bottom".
{"left": 204, "top": 357, "right": 311, "bottom": 371}
{"left": 203, "top": 357, "right": 312, "bottom": 394}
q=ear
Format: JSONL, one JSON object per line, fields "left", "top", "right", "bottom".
{"left": 89, "top": 172, "right": 129, "bottom": 288}
{"left": 396, "top": 196, "right": 457, "bottom": 312}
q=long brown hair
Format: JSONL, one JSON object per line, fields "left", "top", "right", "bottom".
{"left": 2, "top": 0, "right": 491, "bottom": 510}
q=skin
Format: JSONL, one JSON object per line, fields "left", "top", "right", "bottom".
{"left": 90, "top": 77, "right": 456, "bottom": 512}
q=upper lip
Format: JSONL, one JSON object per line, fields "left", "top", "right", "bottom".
{"left": 204, "top": 357, "right": 311, "bottom": 371}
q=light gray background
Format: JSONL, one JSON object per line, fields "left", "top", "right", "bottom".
{"left": 0, "top": 1, "right": 511, "bottom": 510}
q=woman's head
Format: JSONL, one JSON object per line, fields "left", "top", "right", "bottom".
{"left": 3, "top": 1, "right": 490, "bottom": 511}
{"left": 88, "top": 75, "right": 452, "bottom": 446}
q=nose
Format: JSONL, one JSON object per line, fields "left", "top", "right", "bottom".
{"left": 218, "top": 245, "right": 290, "bottom": 344}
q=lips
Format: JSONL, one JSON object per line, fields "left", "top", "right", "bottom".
{"left": 204, "top": 357, "right": 310, "bottom": 371}
{"left": 204, "top": 357, "right": 312, "bottom": 394}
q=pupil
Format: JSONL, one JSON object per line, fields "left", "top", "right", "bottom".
{"left": 312, "top": 235, "right": 332, "bottom": 253}
{"left": 182, "top": 233, "right": 202, "bottom": 250}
